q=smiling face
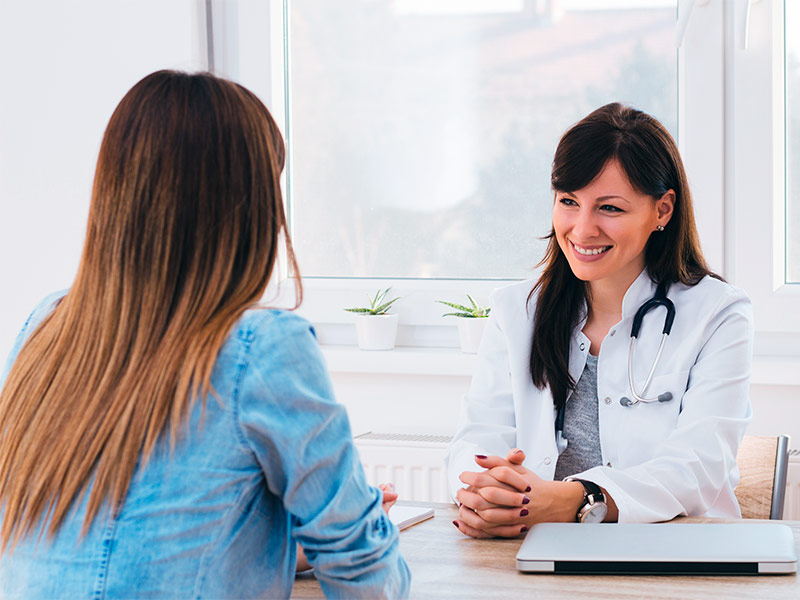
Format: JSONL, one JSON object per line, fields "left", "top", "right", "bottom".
{"left": 552, "top": 158, "right": 674, "bottom": 292}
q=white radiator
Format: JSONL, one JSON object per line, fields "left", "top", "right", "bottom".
{"left": 356, "top": 434, "right": 800, "bottom": 519}
{"left": 354, "top": 433, "right": 452, "bottom": 503}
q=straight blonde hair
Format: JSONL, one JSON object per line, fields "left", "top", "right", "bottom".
{"left": 0, "top": 70, "right": 301, "bottom": 551}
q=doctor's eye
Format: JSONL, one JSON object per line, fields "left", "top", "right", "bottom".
{"left": 599, "top": 204, "right": 624, "bottom": 213}
{"left": 558, "top": 197, "right": 578, "bottom": 207}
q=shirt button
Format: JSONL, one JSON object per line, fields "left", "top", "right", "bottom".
{"left": 544, "top": 457, "right": 552, "bottom": 465}
{"left": 579, "top": 343, "right": 586, "bottom": 351}
{"left": 603, "top": 397, "right": 611, "bottom": 405}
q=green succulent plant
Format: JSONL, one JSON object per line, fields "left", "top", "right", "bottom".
{"left": 436, "top": 294, "right": 491, "bottom": 318}
{"left": 344, "top": 288, "right": 400, "bottom": 315}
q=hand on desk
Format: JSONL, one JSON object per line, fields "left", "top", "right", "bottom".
{"left": 296, "top": 483, "right": 398, "bottom": 572}
{"left": 453, "top": 449, "right": 615, "bottom": 538}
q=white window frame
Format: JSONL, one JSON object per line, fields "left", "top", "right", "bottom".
{"left": 211, "top": 1, "right": 800, "bottom": 354}
{"left": 728, "top": 0, "right": 800, "bottom": 342}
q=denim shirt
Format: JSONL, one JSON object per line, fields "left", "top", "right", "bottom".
{"left": 0, "top": 292, "right": 410, "bottom": 599}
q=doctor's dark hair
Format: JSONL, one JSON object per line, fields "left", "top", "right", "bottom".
{"left": 529, "top": 103, "right": 718, "bottom": 410}
{"left": 0, "top": 70, "right": 301, "bottom": 551}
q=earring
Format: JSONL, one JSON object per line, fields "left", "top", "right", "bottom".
{"left": 656, "top": 225, "right": 665, "bottom": 232}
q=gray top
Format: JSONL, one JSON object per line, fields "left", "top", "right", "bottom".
{"left": 553, "top": 354, "right": 603, "bottom": 481}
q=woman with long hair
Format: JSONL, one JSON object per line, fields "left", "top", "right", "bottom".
{"left": 447, "top": 103, "right": 752, "bottom": 536}
{"left": 0, "top": 70, "right": 410, "bottom": 598}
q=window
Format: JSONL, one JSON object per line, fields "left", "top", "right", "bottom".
{"left": 729, "top": 0, "right": 800, "bottom": 337}
{"left": 285, "top": 0, "right": 679, "bottom": 280}
{"left": 225, "top": 1, "right": 800, "bottom": 343}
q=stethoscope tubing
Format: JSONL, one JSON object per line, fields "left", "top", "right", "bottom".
{"left": 620, "top": 282, "right": 676, "bottom": 407}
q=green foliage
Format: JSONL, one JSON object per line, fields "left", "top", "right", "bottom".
{"left": 344, "top": 288, "right": 400, "bottom": 315}
{"left": 436, "top": 294, "right": 490, "bottom": 318}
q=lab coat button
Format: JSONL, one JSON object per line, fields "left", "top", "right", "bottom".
{"left": 544, "top": 457, "right": 552, "bottom": 465}
{"left": 603, "top": 397, "right": 611, "bottom": 405}
{"left": 579, "top": 343, "right": 586, "bottom": 351}
{"left": 606, "top": 462, "right": 613, "bottom": 467}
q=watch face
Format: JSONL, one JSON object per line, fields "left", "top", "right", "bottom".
{"left": 580, "top": 504, "right": 608, "bottom": 524}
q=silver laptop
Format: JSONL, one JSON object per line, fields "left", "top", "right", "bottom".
{"left": 516, "top": 523, "right": 797, "bottom": 575}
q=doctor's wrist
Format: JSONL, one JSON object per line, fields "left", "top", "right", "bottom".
{"left": 559, "top": 481, "right": 586, "bottom": 522}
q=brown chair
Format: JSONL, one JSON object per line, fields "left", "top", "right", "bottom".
{"left": 735, "top": 435, "right": 790, "bottom": 519}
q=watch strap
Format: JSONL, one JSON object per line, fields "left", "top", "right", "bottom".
{"left": 567, "top": 478, "right": 605, "bottom": 503}
{"left": 564, "top": 477, "right": 607, "bottom": 522}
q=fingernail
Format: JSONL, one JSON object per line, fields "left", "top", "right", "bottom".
{"left": 521, "top": 526, "right": 528, "bottom": 533}
{"left": 525, "top": 486, "right": 531, "bottom": 493}
{"left": 475, "top": 454, "right": 487, "bottom": 459}
{"left": 452, "top": 520, "right": 460, "bottom": 528}
{"left": 520, "top": 509, "right": 529, "bottom": 517}
{"left": 514, "top": 449, "right": 524, "bottom": 454}
{"left": 522, "top": 496, "right": 530, "bottom": 505}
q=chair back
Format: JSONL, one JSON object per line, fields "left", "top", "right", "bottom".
{"left": 735, "top": 435, "right": 790, "bottom": 520}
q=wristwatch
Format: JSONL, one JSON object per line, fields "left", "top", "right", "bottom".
{"left": 564, "top": 478, "right": 608, "bottom": 523}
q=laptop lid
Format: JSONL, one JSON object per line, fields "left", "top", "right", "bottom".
{"left": 516, "top": 523, "right": 797, "bottom": 575}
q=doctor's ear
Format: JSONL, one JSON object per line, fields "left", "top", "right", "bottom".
{"left": 655, "top": 190, "right": 675, "bottom": 229}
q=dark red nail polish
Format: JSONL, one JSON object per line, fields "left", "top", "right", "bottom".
{"left": 522, "top": 496, "right": 530, "bottom": 505}
{"left": 452, "top": 520, "right": 459, "bottom": 528}
{"left": 521, "top": 526, "right": 528, "bottom": 534}
{"left": 520, "top": 508, "right": 529, "bottom": 517}
{"left": 525, "top": 486, "right": 531, "bottom": 492}
{"left": 475, "top": 454, "right": 487, "bottom": 459}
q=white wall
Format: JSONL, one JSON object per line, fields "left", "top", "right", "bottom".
{"left": 0, "top": 0, "right": 205, "bottom": 364}
{"left": 331, "top": 374, "right": 800, "bottom": 448}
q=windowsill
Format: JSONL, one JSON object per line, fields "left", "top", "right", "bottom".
{"left": 320, "top": 344, "right": 477, "bottom": 376}
{"left": 321, "top": 345, "right": 800, "bottom": 386}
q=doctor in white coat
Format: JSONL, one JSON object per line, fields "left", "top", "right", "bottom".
{"left": 448, "top": 103, "right": 753, "bottom": 538}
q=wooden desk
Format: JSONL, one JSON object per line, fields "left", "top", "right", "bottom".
{"left": 291, "top": 502, "right": 800, "bottom": 599}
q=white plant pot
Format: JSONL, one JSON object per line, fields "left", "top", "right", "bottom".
{"left": 354, "top": 313, "right": 399, "bottom": 351}
{"left": 456, "top": 317, "right": 488, "bottom": 354}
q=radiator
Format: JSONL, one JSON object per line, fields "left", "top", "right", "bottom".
{"left": 356, "top": 434, "right": 800, "bottom": 519}
{"left": 354, "top": 433, "right": 452, "bottom": 503}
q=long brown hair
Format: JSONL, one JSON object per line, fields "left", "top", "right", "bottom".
{"left": 0, "top": 70, "right": 301, "bottom": 551}
{"left": 530, "top": 103, "right": 717, "bottom": 410}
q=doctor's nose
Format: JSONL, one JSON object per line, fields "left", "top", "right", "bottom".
{"left": 571, "top": 209, "right": 600, "bottom": 239}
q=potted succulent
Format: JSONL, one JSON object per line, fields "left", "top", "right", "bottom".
{"left": 345, "top": 288, "right": 401, "bottom": 350}
{"left": 437, "top": 294, "right": 491, "bottom": 354}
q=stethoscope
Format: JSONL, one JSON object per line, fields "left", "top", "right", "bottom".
{"left": 620, "top": 281, "right": 675, "bottom": 407}
{"left": 555, "top": 282, "right": 676, "bottom": 452}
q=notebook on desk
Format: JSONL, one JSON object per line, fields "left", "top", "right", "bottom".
{"left": 389, "top": 505, "right": 434, "bottom": 531}
{"left": 516, "top": 523, "right": 797, "bottom": 575}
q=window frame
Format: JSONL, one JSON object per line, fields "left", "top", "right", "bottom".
{"left": 728, "top": 0, "right": 800, "bottom": 338}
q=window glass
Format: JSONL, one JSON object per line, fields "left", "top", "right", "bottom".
{"left": 287, "top": 0, "right": 677, "bottom": 279}
{"left": 787, "top": 0, "right": 800, "bottom": 283}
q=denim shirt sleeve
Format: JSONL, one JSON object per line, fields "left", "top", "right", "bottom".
{"left": 235, "top": 311, "right": 410, "bottom": 600}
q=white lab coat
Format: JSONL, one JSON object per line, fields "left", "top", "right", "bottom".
{"left": 446, "top": 269, "right": 753, "bottom": 523}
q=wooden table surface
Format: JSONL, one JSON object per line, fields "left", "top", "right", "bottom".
{"left": 291, "top": 502, "right": 800, "bottom": 599}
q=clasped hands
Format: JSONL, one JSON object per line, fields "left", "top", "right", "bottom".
{"left": 453, "top": 448, "right": 586, "bottom": 538}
